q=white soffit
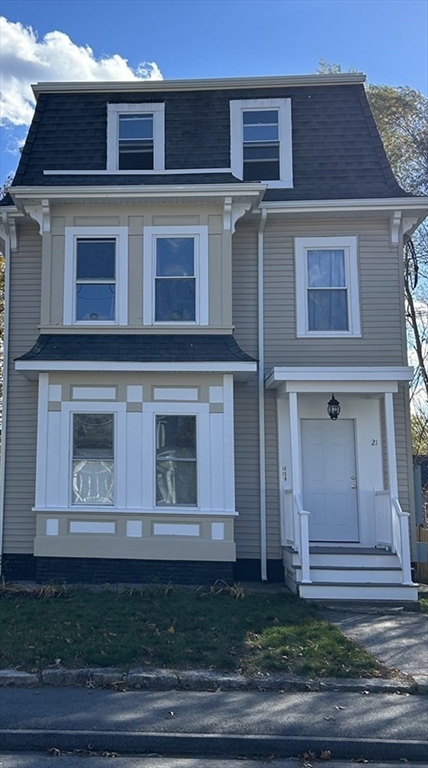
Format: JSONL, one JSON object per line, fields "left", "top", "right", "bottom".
{"left": 266, "top": 366, "right": 414, "bottom": 392}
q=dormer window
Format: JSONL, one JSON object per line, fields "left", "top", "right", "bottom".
{"left": 230, "top": 98, "right": 293, "bottom": 188}
{"left": 242, "top": 109, "right": 280, "bottom": 181}
{"left": 107, "top": 103, "right": 165, "bottom": 172}
{"left": 118, "top": 113, "right": 154, "bottom": 170}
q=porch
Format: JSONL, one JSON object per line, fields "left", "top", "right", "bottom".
{"left": 267, "top": 366, "right": 419, "bottom": 601}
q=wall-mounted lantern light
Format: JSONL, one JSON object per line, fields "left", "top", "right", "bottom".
{"left": 327, "top": 394, "right": 341, "bottom": 421}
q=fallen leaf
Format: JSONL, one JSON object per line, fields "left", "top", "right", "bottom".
{"left": 320, "top": 749, "right": 332, "bottom": 760}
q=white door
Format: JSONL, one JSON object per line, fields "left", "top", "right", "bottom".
{"left": 301, "top": 419, "right": 359, "bottom": 542}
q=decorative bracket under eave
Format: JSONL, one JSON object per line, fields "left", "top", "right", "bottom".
{"left": 0, "top": 212, "right": 18, "bottom": 251}
{"left": 223, "top": 196, "right": 252, "bottom": 234}
{"left": 390, "top": 211, "right": 401, "bottom": 246}
{"left": 26, "top": 199, "right": 51, "bottom": 235}
{"left": 402, "top": 214, "right": 423, "bottom": 239}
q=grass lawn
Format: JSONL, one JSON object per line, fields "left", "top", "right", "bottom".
{"left": 419, "top": 594, "right": 428, "bottom": 614}
{"left": 0, "top": 583, "right": 384, "bottom": 679}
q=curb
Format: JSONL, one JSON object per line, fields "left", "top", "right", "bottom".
{"left": 1, "top": 666, "right": 427, "bottom": 694}
{"left": 0, "top": 730, "right": 426, "bottom": 762}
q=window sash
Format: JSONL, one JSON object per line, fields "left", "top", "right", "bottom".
{"left": 155, "top": 415, "right": 197, "bottom": 506}
{"left": 75, "top": 238, "right": 117, "bottom": 322}
{"left": 72, "top": 414, "right": 114, "bottom": 505}
{"left": 154, "top": 236, "right": 197, "bottom": 323}
{"left": 305, "top": 248, "right": 349, "bottom": 331}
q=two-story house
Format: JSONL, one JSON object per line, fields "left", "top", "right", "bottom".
{"left": 1, "top": 73, "right": 427, "bottom": 601}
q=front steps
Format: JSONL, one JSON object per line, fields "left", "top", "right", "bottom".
{"left": 283, "top": 546, "right": 419, "bottom": 602}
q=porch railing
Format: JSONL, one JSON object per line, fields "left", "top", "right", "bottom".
{"left": 374, "top": 491, "right": 413, "bottom": 585}
{"left": 283, "top": 489, "right": 311, "bottom": 584}
{"left": 374, "top": 490, "right": 392, "bottom": 547}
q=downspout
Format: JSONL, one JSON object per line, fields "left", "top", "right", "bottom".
{"left": 0, "top": 212, "right": 12, "bottom": 576}
{"left": 258, "top": 208, "right": 267, "bottom": 581}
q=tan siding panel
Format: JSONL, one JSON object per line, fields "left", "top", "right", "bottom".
{"left": 4, "top": 221, "right": 41, "bottom": 553}
{"left": 234, "top": 382, "right": 260, "bottom": 559}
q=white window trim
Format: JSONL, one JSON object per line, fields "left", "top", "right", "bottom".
{"left": 142, "top": 402, "right": 211, "bottom": 512}
{"left": 143, "top": 225, "right": 209, "bottom": 326}
{"left": 64, "top": 226, "right": 128, "bottom": 326}
{"left": 230, "top": 98, "right": 293, "bottom": 187}
{"left": 107, "top": 103, "right": 165, "bottom": 172}
{"left": 295, "top": 236, "right": 361, "bottom": 338}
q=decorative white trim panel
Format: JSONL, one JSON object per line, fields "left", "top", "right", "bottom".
{"left": 153, "top": 523, "right": 200, "bottom": 536}
{"left": 69, "top": 521, "right": 116, "bottom": 534}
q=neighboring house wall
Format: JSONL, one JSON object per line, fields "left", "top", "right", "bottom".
{"left": 3, "top": 220, "right": 40, "bottom": 556}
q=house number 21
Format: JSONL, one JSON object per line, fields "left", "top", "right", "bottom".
{"left": 371, "top": 439, "right": 378, "bottom": 446}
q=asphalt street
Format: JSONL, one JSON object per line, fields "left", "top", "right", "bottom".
{"left": 1, "top": 757, "right": 428, "bottom": 768}
{"left": 0, "top": 688, "right": 427, "bottom": 761}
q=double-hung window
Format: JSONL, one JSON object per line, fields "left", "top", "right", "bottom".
{"left": 75, "top": 238, "right": 116, "bottom": 322}
{"left": 72, "top": 413, "right": 114, "bottom": 506}
{"left": 230, "top": 98, "right": 293, "bottom": 187}
{"left": 156, "top": 415, "right": 197, "bottom": 506}
{"left": 64, "top": 227, "right": 128, "bottom": 325}
{"left": 143, "top": 226, "right": 209, "bottom": 325}
{"left": 107, "top": 103, "right": 165, "bottom": 171}
{"left": 295, "top": 236, "right": 361, "bottom": 337}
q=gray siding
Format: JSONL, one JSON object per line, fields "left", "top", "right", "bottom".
{"left": 262, "top": 215, "right": 407, "bottom": 368}
{"left": 3, "top": 221, "right": 41, "bottom": 553}
{"left": 232, "top": 220, "right": 262, "bottom": 559}
{"left": 232, "top": 213, "right": 412, "bottom": 559}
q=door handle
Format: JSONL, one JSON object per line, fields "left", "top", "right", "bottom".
{"left": 350, "top": 485, "right": 357, "bottom": 489}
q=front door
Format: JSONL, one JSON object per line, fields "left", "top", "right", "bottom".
{"left": 301, "top": 419, "right": 359, "bottom": 542}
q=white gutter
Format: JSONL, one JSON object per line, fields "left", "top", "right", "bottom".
{"left": 32, "top": 73, "right": 366, "bottom": 98}
{"left": 258, "top": 208, "right": 268, "bottom": 581}
{"left": 0, "top": 213, "right": 12, "bottom": 576}
{"left": 259, "top": 197, "right": 428, "bottom": 213}
{"left": 10, "top": 183, "right": 264, "bottom": 199}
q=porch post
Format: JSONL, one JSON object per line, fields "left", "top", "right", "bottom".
{"left": 384, "top": 392, "right": 412, "bottom": 584}
{"left": 289, "top": 392, "right": 311, "bottom": 583}
{"left": 384, "top": 393, "right": 399, "bottom": 499}
{"left": 289, "top": 392, "right": 302, "bottom": 496}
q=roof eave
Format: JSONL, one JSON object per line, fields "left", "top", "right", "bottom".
{"left": 31, "top": 73, "right": 366, "bottom": 98}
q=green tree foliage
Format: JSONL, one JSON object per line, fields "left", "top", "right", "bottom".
{"left": 366, "top": 85, "right": 428, "bottom": 196}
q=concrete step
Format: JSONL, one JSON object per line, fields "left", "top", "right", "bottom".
{"left": 299, "top": 583, "right": 419, "bottom": 602}
{"left": 295, "top": 566, "right": 404, "bottom": 584}
{"left": 287, "top": 549, "right": 399, "bottom": 569}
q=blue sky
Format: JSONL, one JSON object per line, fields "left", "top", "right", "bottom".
{"left": 1, "top": 0, "right": 427, "bottom": 182}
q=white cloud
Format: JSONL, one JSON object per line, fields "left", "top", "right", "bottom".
{"left": 0, "top": 16, "right": 163, "bottom": 126}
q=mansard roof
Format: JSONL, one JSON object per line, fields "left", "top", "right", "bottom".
{"left": 8, "top": 74, "right": 408, "bottom": 202}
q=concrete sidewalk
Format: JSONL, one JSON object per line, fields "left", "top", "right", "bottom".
{"left": 322, "top": 607, "right": 428, "bottom": 685}
{"left": 0, "top": 687, "right": 427, "bottom": 762}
